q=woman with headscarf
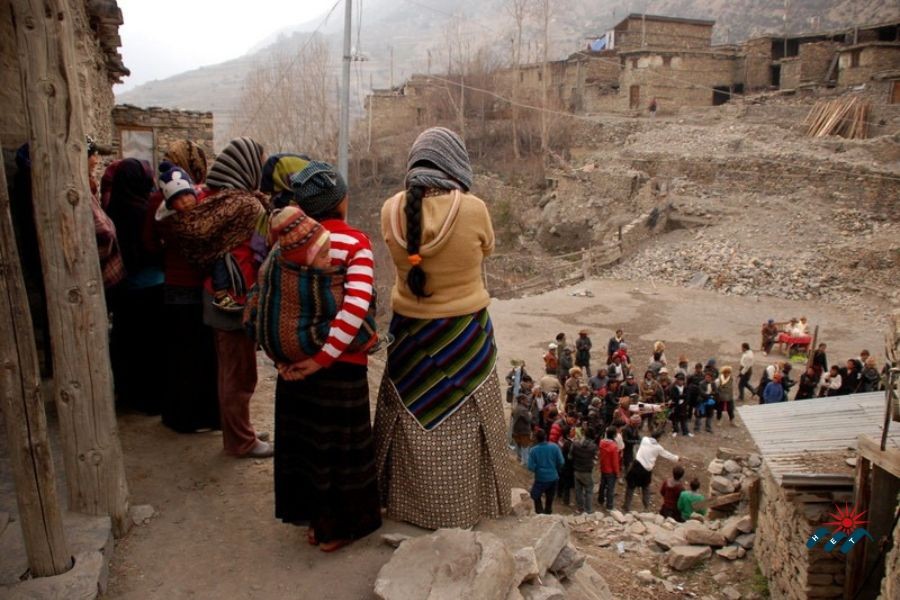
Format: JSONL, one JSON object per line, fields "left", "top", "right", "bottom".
{"left": 197, "top": 137, "right": 272, "bottom": 458}
{"left": 374, "top": 127, "right": 512, "bottom": 529}
{"left": 260, "top": 152, "right": 311, "bottom": 208}
{"left": 148, "top": 139, "right": 221, "bottom": 433}
{"left": 101, "top": 158, "right": 165, "bottom": 413}
{"left": 274, "top": 160, "right": 382, "bottom": 552}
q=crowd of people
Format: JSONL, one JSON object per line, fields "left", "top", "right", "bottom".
{"left": 507, "top": 327, "right": 890, "bottom": 516}
{"left": 11, "top": 128, "right": 890, "bottom": 549}
{"left": 11, "top": 127, "right": 513, "bottom": 552}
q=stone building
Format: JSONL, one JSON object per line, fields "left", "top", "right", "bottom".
{"left": 837, "top": 42, "right": 900, "bottom": 87}
{"left": 0, "top": 0, "right": 127, "bottom": 153}
{"left": 618, "top": 48, "right": 741, "bottom": 110}
{"left": 112, "top": 104, "right": 214, "bottom": 167}
{"left": 739, "top": 393, "right": 900, "bottom": 600}
{"left": 607, "top": 14, "right": 715, "bottom": 51}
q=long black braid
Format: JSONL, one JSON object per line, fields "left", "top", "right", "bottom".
{"left": 404, "top": 185, "right": 431, "bottom": 298}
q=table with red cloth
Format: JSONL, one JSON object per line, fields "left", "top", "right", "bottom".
{"left": 777, "top": 333, "right": 812, "bottom": 346}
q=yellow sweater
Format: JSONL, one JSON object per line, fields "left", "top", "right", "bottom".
{"left": 381, "top": 189, "right": 494, "bottom": 319}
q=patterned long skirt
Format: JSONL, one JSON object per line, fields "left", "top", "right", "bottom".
{"left": 274, "top": 362, "right": 382, "bottom": 543}
{"left": 374, "top": 373, "right": 513, "bottom": 530}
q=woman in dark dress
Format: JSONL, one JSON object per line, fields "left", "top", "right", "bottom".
{"left": 102, "top": 158, "right": 165, "bottom": 414}
{"left": 149, "top": 140, "right": 221, "bottom": 432}
{"left": 272, "top": 161, "right": 381, "bottom": 551}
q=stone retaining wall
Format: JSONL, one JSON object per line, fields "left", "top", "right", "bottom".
{"left": 756, "top": 468, "right": 847, "bottom": 599}
{"left": 112, "top": 104, "right": 214, "bottom": 168}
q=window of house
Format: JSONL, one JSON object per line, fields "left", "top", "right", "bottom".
{"left": 662, "top": 55, "right": 672, "bottom": 67}
{"left": 120, "top": 128, "right": 154, "bottom": 166}
{"left": 850, "top": 49, "right": 861, "bottom": 68}
{"left": 631, "top": 58, "right": 639, "bottom": 69}
{"left": 519, "top": 71, "right": 524, "bottom": 83}
{"left": 537, "top": 71, "right": 543, "bottom": 82}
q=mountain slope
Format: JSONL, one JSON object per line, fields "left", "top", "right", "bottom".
{"left": 116, "top": 0, "right": 898, "bottom": 140}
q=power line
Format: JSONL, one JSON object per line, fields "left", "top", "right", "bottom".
{"left": 237, "top": 0, "right": 342, "bottom": 137}
{"left": 414, "top": 74, "right": 900, "bottom": 183}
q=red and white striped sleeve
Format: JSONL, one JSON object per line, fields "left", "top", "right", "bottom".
{"left": 311, "top": 230, "right": 375, "bottom": 367}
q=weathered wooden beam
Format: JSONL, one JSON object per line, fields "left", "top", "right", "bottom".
{"left": 857, "top": 434, "right": 900, "bottom": 480}
{"left": 0, "top": 147, "right": 72, "bottom": 577}
{"left": 10, "top": 0, "right": 129, "bottom": 535}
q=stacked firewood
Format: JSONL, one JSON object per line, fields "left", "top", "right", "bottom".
{"left": 805, "top": 96, "right": 870, "bottom": 139}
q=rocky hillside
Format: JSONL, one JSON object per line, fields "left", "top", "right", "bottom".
{"left": 116, "top": 0, "right": 898, "bottom": 136}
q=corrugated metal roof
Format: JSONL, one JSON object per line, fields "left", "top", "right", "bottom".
{"left": 737, "top": 392, "right": 899, "bottom": 486}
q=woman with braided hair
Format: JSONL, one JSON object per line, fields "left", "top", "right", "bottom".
{"left": 374, "top": 127, "right": 512, "bottom": 529}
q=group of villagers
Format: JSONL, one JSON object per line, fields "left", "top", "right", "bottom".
{"left": 15, "top": 127, "right": 512, "bottom": 551}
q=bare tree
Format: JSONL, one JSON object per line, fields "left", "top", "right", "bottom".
{"left": 228, "top": 35, "right": 337, "bottom": 160}
{"left": 506, "top": 0, "right": 530, "bottom": 159}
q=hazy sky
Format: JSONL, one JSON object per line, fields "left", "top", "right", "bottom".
{"left": 115, "top": 0, "right": 338, "bottom": 92}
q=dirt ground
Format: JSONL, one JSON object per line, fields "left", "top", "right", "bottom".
{"left": 91, "top": 276, "right": 883, "bottom": 599}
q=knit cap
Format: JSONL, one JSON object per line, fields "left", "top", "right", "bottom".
{"left": 269, "top": 206, "right": 330, "bottom": 266}
{"left": 290, "top": 161, "right": 347, "bottom": 218}
{"left": 158, "top": 161, "right": 197, "bottom": 208}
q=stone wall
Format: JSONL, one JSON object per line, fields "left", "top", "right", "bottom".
{"left": 111, "top": 105, "right": 215, "bottom": 167}
{"left": 780, "top": 58, "right": 801, "bottom": 90}
{"left": 619, "top": 50, "right": 739, "bottom": 109}
{"left": 0, "top": 0, "right": 122, "bottom": 151}
{"left": 838, "top": 44, "right": 900, "bottom": 87}
{"left": 614, "top": 17, "right": 713, "bottom": 51}
{"left": 756, "top": 469, "right": 847, "bottom": 600}
{"left": 742, "top": 37, "right": 774, "bottom": 90}
{"left": 799, "top": 42, "right": 840, "bottom": 84}
{"left": 881, "top": 505, "right": 900, "bottom": 600}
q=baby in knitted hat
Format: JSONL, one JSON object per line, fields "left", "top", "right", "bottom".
{"left": 268, "top": 206, "right": 331, "bottom": 269}
{"left": 159, "top": 162, "right": 245, "bottom": 313}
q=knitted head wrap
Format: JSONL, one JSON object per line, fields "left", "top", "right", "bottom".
{"left": 206, "top": 137, "right": 265, "bottom": 191}
{"left": 261, "top": 153, "right": 311, "bottom": 208}
{"left": 405, "top": 127, "right": 473, "bottom": 192}
{"left": 269, "top": 206, "right": 329, "bottom": 265}
{"left": 290, "top": 161, "right": 347, "bottom": 218}
{"left": 164, "top": 140, "right": 208, "bottom": 185}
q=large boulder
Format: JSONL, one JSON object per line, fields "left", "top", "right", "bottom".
{"left": 563, "top": 563, "right": 616, "bottom": 600}
{"left": 667, "top": 545, "right": 712, "bottom": 571}
{"left": 684, "top": 527, "right": 727, "bottom": 548}
{"left": 710, "top": 476, "right": 736, "bottom": 494}
{"left": 548, "top": 544, "right": 585, "bottom": 580}
{"left": 479, "top": 515, "right": 569, "bottom": 577}
{"left": 374, "top": 529, "right": 517, "bottom": 600}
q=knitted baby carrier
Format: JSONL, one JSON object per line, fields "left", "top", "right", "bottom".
{"left": 161, "top": 189, "right": 268, "bottom": 270}
{"left": 244, "top": 247, "right": 377, "bottom": 363}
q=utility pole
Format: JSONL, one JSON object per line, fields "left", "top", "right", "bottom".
{"left": 389, "top": 45, "right": 395, "bottom": 90}
{"left": 338, "top": 0, "right": 352, "bottom": 182}
{"left": 540, "top": 0, "right": 549, "bottom": 155}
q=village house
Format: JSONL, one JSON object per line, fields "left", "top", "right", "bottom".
{"left": 112, "top": 104, "right": 215, "bottom": 168}
{"left": 364, "top": 13, "right": 900, "bottom": 138}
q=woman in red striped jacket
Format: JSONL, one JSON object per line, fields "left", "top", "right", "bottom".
{"left": 274, "top": 161, "right": 382, "bottom": 553}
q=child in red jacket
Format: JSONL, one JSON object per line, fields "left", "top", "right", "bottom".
{"left": 659, "top": 465, "right": 686, "bottom": 521}
{"left": 597, "top": 426, "right": 621, "bottom": 510}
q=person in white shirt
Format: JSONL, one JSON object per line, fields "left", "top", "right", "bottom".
{"left": 821, "top": 366, "right": 843, "bottom": 397}
{"left": 623, "top": 433, "right": 679, "bottom": 512}
{"left": 738, "top": 342, "right": 755, "bottom": 402}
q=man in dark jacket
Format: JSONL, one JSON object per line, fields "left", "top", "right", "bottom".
{"left": 669, "top": 372, "right": 690, "bottom": 436}
{"left": 622, "top": 415, "right": 642, "bottom": 471}
{"left": 569, "top": 428, "right": 597, "bottom": 514}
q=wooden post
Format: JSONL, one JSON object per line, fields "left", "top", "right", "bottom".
{"left": 845, "top": 454, "right": 871, "bottom": 598}
{"left": 748, "top": 476, "right": 761, "bottom": 531}
{"left": 11, "top": 0, "right": 129, "bottom": 535}
{"left": 581, "top": 247, "right": 591, "bottom": 281}
{"left": 0, "top": 149, "right": 72, "bottom": 577}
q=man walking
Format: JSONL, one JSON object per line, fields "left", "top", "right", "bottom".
{"left": 527, "top": 429, "right": 564, "bottom": 514}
